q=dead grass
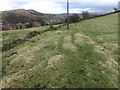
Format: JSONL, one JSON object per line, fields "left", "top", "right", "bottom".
{"left": 1, "top": 70, "right": 25, "bottom": 88}
{"left": 74, "top": 33, "right": 84, "bottom": 44}
{"left": 25, "top": 56, "right": 34, "bottom": 64}
{"left": 9, "top": 41, "right": 44, "bottom": 64}
{"left": 63, "top": 43, "right": 77, "bottom": 52}
{"left": 47, "top": 55, "right": 64, "bottom": 67}
{"left": 102, "top": 43, "right": 118, "bottom": 52}
{"left": 64, "top": 35, "right": 71, "bottom": 43}
{"left": 63, "top": 35, "right": 77, "bottom": 51}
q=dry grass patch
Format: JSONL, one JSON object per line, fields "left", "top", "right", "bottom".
{"left": 63, "top": 43, "right": 77, "bottom": 52}
{"left": 74, "top": 33, "right": 95, "bottom": 45}
{"left": 100, "top": 58, "right": 118, "bottom": 69}
{"left": 10, "top": 44, "right": 43, "bottom": 64}
{"left": 63, "top": 35, "right": 77, "bottom": 51}
{"left": 84, "top": 36, "right": 95, "bottom": 44}
{"left": 94, "top": 40, "right": 118, "bottom": 75}
{"left": 94, "top": 45, "right": 109, "bottom": 55}
{"left": 55, "top": 31, "right": 63, "bottom": 34}
{"left": 2, "top": 37, "right": 9, "bottom": 41}
{"left": 74, "top": 33, "right": 84, "bottom": 44}
{"left": 47, "top": 55, "right": 64, "bottom": 67}
{"left": 16, "top": 47, "right": 28, "bottom": 54}
{"left": 99, "top": 57, "right": 118, "bottom": 75}
{"left": 102, "top": 43, "right": 118, "bottom": 52}
{"left": 29, "top": 63, "right": 43, "bottom": 71}
{"left": 64, "top": 35, "right": 71, "bottom": 43}
{"left": 96, "top": 34, "right": 117, "bottom": 41}
{"left": 25, "top": 56, "right": 34, "bottom": 64}
{"left": 1, "top": 70, "right": 25, "bottom": 88}
{"left": 0, "top": 38, "right": 2, "bottom": 41}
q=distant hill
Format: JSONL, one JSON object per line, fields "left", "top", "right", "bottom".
{"left": 0, "top": 9, "right": 65, "bottom": 25}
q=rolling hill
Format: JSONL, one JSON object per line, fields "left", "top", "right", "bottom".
{"left": 1, "top": 9, "right": 65, "bottom": 24}
{"left": 1, "top": 12, "right": 118, "bottom": 88}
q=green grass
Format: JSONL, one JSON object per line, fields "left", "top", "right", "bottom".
{"left": 1, "top": 26, "right": 50, "bottom": 46}
{"left": 1, "top": 13, "right": 118, "bottom": 88}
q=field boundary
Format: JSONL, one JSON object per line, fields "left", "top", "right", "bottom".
{"left": 2, "top": 24, "right": 66, "bottom": 52}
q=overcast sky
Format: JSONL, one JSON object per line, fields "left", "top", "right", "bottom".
{"left": 0, "top": 0, "right": 119, "bottom": 14}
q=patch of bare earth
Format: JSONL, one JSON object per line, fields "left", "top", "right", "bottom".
{"left": 47, "top": 55, "right": 64, "bottom": 67}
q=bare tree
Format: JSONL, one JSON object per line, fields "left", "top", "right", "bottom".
{"left": 65, "top": 14, "right": 81, "bottom": 23}
{"left": 113, "top": 7, "right": 118, "bottom": 12}
{"left": 81, "top": 11, "right": 91, "bottom": 19}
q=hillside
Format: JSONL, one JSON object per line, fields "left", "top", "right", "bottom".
{"left": 1, "top": 13, "right": 118, "bottom": 88}
{"left": 1, "top": 9, "right": 65, "bottom": 24}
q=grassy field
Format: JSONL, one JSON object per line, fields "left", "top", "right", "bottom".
{"left": 1, "top": 13, "right": 118, "bottom": 88}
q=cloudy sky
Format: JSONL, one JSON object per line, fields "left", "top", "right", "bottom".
{"left": 0, "top": 0, "right": 119, "bottom": 14}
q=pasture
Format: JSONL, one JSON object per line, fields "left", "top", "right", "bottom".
{"left": 1, "top": 13, "right": 118, "bottom": 88}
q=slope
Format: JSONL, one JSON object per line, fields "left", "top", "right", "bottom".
{"left": 1, "top": 13, "right": 118, "bottom": 88}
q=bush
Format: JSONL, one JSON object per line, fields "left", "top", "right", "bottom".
{"left": 81, "top": 11, "right": 91, "bottom": 19}
{"left": 65, "top": 14, "right": 81, "bottom": 23}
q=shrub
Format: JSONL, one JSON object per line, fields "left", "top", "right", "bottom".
{"left": 81, "top": 11, "right": 91, "bottom": 19}
{"left": 65, "top": 14, "right": 81, "bottom": 23}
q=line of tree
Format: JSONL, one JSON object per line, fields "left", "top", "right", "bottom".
{"left": 65, "top": 11, "right": 99, "bottom": 23}
{"left": 81, "top": 11, "right": 100, "bottom": 19}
